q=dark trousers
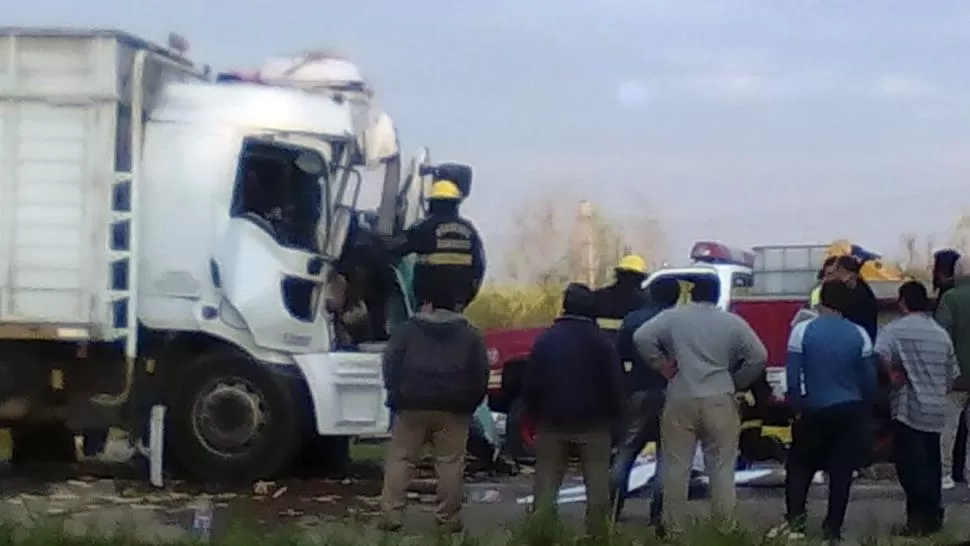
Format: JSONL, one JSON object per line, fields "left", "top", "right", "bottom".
{"left": 610, "top": 390, "right": 664, "bottom": 523}
{"left": 955, "top": 411, "right": 968, "bottom": 482}
{"left": 785, "top": 402, "right": 870, "bottom": 540}
{"left": 893, "top": 421, "right": 944, "bottom": 533}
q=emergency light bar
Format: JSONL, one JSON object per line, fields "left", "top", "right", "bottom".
{"left": 690, "top": 241, "right": 755, "bottom": 268}
{"left": 215, "top": 71, "right": 260, "bottom": 83}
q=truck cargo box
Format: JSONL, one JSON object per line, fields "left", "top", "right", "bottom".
{"left": 0, "top": 28, "right": 199, "bottom": 340}
{"left": 751, "top": 244, "right": 829, "bottom": 296}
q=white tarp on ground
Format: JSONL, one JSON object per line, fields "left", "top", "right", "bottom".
{"left": 515, "top": 444, "right": 774, "bottom": 505}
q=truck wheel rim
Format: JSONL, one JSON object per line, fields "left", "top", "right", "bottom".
{"left": 191, "top": 378, "right": 268, "bottom": 456}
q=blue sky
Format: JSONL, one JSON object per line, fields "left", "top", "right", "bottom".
{"left": 11, "top": 1, "right": 970, "bottom": 274}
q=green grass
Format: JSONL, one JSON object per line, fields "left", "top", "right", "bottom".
{"left": 349, "top": 440, "right": 386, "bottom": 463}
{"left": 0, "top": 515, "right": 962, "bottom": 546}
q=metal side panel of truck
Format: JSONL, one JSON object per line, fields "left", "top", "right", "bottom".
{"left": 0, "top": 29, "right": 195, "bottom": 340}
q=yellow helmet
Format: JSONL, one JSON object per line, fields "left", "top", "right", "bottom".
{"left": 428, "top": 180, "right": 462, "bottom": 200}
{"left": 616, "top": 254, "right": 647, "bottom": 275}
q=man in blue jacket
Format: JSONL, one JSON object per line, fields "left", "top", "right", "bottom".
{"left": 769, "top": 280, "right": 877, "bottom": 543}
{"left": 609, "top": 276, "right": 681, "bottom": 524}
{"left": 523, "top": 283, "right": 625, "bottom": 536}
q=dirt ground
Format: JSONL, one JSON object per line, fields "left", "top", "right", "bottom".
{"left": 0, "top": 451, "right": 969, "bottom": 545}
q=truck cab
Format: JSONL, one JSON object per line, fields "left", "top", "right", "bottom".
{"left": 0, "top": 29, "right": 436, "bottom": 482}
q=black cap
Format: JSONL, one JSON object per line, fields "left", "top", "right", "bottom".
{"left": 934, "top": 249, "right": 961, "bottom": 271}
{"left": 836, "top": 255, "right": 861, "bottom": 274}
{"left": 562, "top": 283, "right": 596, "bottom": 318}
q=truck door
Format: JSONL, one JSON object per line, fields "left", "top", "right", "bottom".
{"left": 398, "top": 148, "right": 432, "bottom": 231}
{"left": 210, "top": 136, "right": 334, "bottom": 354}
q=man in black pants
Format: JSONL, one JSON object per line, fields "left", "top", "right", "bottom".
{"left": 933, "top": 249, "right": 968, "bottom": 485}
{"left": 768, "top": 281, "right": 877, "bottom": 543}
{"left": 876, "top": 281, "right": 957, "bottom": 536}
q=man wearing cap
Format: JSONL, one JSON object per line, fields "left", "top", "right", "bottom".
{"left": 387, "top": 180, "right": 485, "bottom": 311}
{"left": 524, "top": 283, "right": 626, "bottom": 536}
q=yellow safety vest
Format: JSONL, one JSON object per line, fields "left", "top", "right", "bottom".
{"left": 809, "top": 285, "right": 821, "bottom": 308}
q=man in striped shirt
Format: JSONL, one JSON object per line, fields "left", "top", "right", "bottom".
{"left": 876, "top": 281, "right": 959, "bottom": 537}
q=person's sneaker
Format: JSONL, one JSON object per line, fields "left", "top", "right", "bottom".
{"left": 812, "top": 471, "right": 826, "bottom": 484}
{"left": 767, "top": 522, "right": 806, "bottom": 540}
{"left": 942, "top": 476, "right": 956, "bottom": 491}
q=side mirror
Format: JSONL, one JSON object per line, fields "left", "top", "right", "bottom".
{"left": 363, "top": 110, "right": 400, "bottom": 166}
{"left": 331, "top": 166, "right": 363, "bottom": 207}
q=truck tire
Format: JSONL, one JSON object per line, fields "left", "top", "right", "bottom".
{"left": 504, "top": 397, "right": 536, "bottom": 462}
{"left": 167, "top": 353, "right": 304, "bottom": 483}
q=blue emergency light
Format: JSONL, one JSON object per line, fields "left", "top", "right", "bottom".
{"left": 689, "top": 241, "right": 755, "bottom": 268}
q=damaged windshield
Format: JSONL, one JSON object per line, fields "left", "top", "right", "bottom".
{"left": 230, "top": 139, "right": 328, "bottom": 253}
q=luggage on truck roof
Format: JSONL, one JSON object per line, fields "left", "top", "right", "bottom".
{"left": 258, "top": 51, "right": 372, "bottom": 95}
{"left": 825, "top": 239, "right": 905, "bottom": 282}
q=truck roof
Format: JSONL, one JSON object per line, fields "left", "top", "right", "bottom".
{"left": 151, "top": 82, "right": 357, "bottom": 140}
{"left": 0, "top": 27, "right": 195, "bottom": 67}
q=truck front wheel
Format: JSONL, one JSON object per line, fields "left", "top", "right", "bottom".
{"left": 168, "top": 353, "right": 304, "bottom": 483}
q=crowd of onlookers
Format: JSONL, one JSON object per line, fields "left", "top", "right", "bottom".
{"left": 372, "top": 250, "right": 970, "bottom": 545}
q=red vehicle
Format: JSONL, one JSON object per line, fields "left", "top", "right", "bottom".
{"left": 485, "top": 241, "right": 910, "bottom": 460}
{"left": 485, "top": 242, "right": 762, "bottom": 458}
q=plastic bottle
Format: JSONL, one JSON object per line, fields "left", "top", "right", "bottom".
{"left": 191, "top": 497, "right": 214, "bottom": 542}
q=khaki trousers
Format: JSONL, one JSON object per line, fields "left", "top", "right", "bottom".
{"left": 941, "top": 391, "right": 969, "bottom": 481}
{"left": 533, "top": 424, "right": 613, "bottom": 535}
{"left": 660, "top": 393, "right": 740, "bottom": 530}
{"left": 379, "top": 410, "right": 472, "bottom": 527}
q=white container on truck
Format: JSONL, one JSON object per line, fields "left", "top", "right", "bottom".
{"left": 0, "top": 28, "right": 432, "bottom": 483}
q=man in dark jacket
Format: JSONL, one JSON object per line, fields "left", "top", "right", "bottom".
{"left": 933, "top": 249, "right": 967, "bottom": 485}
{"left": 523, "top": 283, "right": 625, "bottom": 535}
{"left": 833, "top": 255, "right": 879, "bottom": 342}
{"left": 935, "top": 254, "right": 970, "bottom": 491}
{"left": 610, "top": 276, "right": 681, "bottom": 523}
{"left": 378, "top": 290, "right": 490, "bottom": 533}
{"left": 933, "top": 249, "right": 961, "bottom": 299}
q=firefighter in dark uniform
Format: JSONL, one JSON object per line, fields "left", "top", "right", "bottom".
{"left": 389, "top": 180, "right": 485, "bottom": 310}
{"left": 592, "top": 255, "right": 649, "bottom": 449}
{"left": 736, "top": 372, "right": 787, "bottom": 464}
{"left": 593, "top": 255, "right": 650, "bottom": 334}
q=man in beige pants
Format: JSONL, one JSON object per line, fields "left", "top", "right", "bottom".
{"left": 522, "top": 283, "right": 626, "bottom": 536}
{"left": 634, "top": 276, "right": 767, "bottom": 533}
{"left": 378, "top": 293, "right": 490, "bottom": 533}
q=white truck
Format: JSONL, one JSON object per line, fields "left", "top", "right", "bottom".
{"left": 0, "top": 28, "right": 436, "bottom": 483}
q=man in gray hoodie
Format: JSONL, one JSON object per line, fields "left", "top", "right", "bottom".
{"left": 633, "top": 276, "right": 767, "bottom": 531}
{"left": 378, "top": 291, "right": 490, "bottom": 533}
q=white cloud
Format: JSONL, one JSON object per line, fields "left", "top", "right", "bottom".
{"left": 615, "top": 81, "right": 649, "bottom": 108}
{"left": 871, "top": 75, "right": 939, "bottom": 98}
